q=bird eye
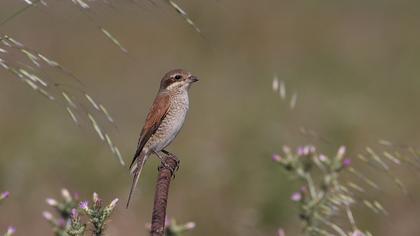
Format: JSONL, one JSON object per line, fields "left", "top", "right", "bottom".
{"left": 174, "top": 75, "right": 182, "bottom": 80}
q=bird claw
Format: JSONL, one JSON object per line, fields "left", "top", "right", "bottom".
{"left": 158, "top": 162, "right": 175, "bottom": 174}
{"left": 158, "top": 159, "right": 179, "bottom": 178}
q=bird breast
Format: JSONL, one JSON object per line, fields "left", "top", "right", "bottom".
{"left": 150, "top": 91, "right": 189, "bottom": 151}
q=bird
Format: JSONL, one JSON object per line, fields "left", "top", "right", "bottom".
{"left": 126, "top": 69, "right": 199, "bottom": 208}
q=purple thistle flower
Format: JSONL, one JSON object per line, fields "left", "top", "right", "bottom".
{"left": 351, "top": 230, "right": 365, "bottom": 236}
{"left": 108, "top": 198, "right": 119, "bottom": 210}
{"left": 94, "top": 198, "right": 102, "bottom": 208}
{"left": 1, "top": 191, "right": 10, "bottom": 200}
{"left": 184, "top": 222, "right": 196, "bottom": 230}
{"left": 343, "top": 158, "right": 352, "bottom": 167}
{"left": 272, "top": 154, "right": 282, "bottom": 162}
{"left": 42, "top": 211, "right": 53, "bottom": 221}
{"left": 71, "top": 208, "right": 78, "bottom": 219}
{"left": 290, "top": 192, "right": 302, "bottom": 202}
{"left": 297, "top": 145, "right": 315, "bottom": 156}
{"left": 57, "top": 218, "right": 66, "bottom": 228}
{"left": 318, "top": 154, "right": 327, "bottom": 162}
{"left": 79, "top": 201, "right": 89, "bottom": 210}
{"left": 337, "top": 146, "right": 346, "bottom": 157}
{"left": 93, "top": 192, "right": 99, "bottom": 203}
{"left": 277, "top": 228, "right": 285, "bottom": 236}
{"left": 165, "top": 216, "right": 172, "bottom": 228}
{"left": 61, "top": 188, "right": 72, "bottom": 202}
{"left": 297, "top": 146, "right": 305, "bottom": 156}
{"left": 308, "top": 145, "right": 316, "bottom": 153}
{"left": 46, "top": 198, "right": 58, "bottom": 206}
{"left": 6, "top": 226, "right": 16, "bottom": 235}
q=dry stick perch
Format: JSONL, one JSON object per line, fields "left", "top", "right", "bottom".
{"left": 150, "top": 153, "right": 179, "bottom": 236}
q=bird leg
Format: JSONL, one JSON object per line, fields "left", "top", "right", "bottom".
{"left": 154, "top": 150, "right": 178, "bottom": 176}
{"left": 162, "top": 149, "right": 180, "bottom": 171}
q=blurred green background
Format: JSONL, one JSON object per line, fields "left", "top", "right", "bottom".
{"left": 1, "top": 0, "right": 420, "bottom": 235}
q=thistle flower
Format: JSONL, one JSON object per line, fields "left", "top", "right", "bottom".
{"left": 337, "top": 146, "right": 346, "bottom": 160}
{"left": 71, "top": 208, "right": 78, "bottom": 219}
{"left": 274, "top": 145, "right": 376, "bottom": 235}
{"left": 184, "top": 222, "right": 196, "bottom": 230}
{"left": 272, "top": 77, "right": 279, "bottom": 91}
{"left": 290, "top": 192, "right": 302, "bottom": 202}
{"left": 42, "top": 211, "right": 53, "bottom": 221}
{"left": 272, "top": 154, "right": 282, "bottom": 162}
{"left": 93, "top": 192, "right": 99, "bottom": 204}
{"left": 61, "top": 188, "right": 72, "bottom": 202}
{"left": 46, "top": 198, "right": 58, "bottom": 207}
{"left": 146, "top": 217, "right": 196, "bottom": 235}
{"left": 343, "top": 158, "right": 352, "bottom": 168}
{"left": 57, "top": 218, "right": 67, "bottom": 228}
{"left": 44, "top": 189, "right": 119, "bottom": 236}
{"left": 108, "top": 198, "right": 119, "bottom": 210}
{"left": 92, "top": 192, "right": 102, "bottom": 208}
{"left": 79, "top": 201, "right": 89, "bottom": 211}
{"left": 0, "top": 191, "right": 10, "bottom": 201}
{"left": 5, "top": 226, "right": 16, "bottom": 236}
{"left": 319, "top": 154, "right": 328, "bottom": 162}
{"left": 351, "top": 230, "right": 365, "bottom": 236}
{"left": 297, "top": 145, "right": 315, "bottom": 156}
{"left": 277, "top": 228, "right": 285, "bottom": 236}
{"left": 297, "top": 146, "right": 306, "bottom": 156}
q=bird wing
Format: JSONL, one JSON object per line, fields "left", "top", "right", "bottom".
{"left": 129, "top": 92, "right": 170, "bottom": 169}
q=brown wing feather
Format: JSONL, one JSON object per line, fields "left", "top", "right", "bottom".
{"left": 129, "top": 92, "right": 170, "bottom": 169}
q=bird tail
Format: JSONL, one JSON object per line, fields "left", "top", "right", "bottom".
{"left": 126, "top": 151, "right": 148, "bottom": 208}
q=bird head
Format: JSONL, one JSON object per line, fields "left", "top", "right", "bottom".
{"left": 160, "top": 69, "right": 199, "bottom": 92}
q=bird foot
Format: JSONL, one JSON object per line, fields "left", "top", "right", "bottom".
{"left": 156, "top": 150, "right": 180, "bottom": 178}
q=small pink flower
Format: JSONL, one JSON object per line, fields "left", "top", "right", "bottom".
{"left": 184, "top": 222, "right": 196, "bottom": 230}
{"left": 7, "top": 226, "right": 16, "bottom": 235}
{"left": 277, "top": 228, "right": 285, "bottom": 236}
{"left": 319, "top": 154, "right": 327, "bottom": 162}
{"left": 108, "top": 198, "right": 119, "bottom": 210}
{"left": 290, "top": 192, "right": 302, "bottom": 202}
{"left": 42, "top": 211, "right": 53, "bottom": 221}
{"left": 61, "top": 189, "right": 72, "bottom": 202}
{"left": 272, "top": 154, "right": 282, "bottom": 162}
{"left": 351, "top": 230, "right": 365, "bottom": 236}
{"left": 57, "top": 218, "right": 66, "bottom": 228}
{"left": 164, "top": 216, "right": 172, "bottom": 228}
{"left": 337, "top": 146, "right": 346, "bottom": 157}
{"left": 71, "top": 208, "right": 78, "bottom": 219}
{"left": 297, "top": 146, "right": 305, "bottom": 156}
{"left": 46, "top": 198, "right": 58, "bottom": 206}
{"left": 343, "top": 158, "right": 352, "bottom": 167}
{"left": 1, "top": 191, "right": 10, "bottom": 200}
{"left": 79, "top": 201, "right": 89, "bottom": 210}
{"left": 297, "top": 145, "right": 315, "bottom": 156}
{"left": 93, "top": 192, "right": 99, "bottom": 203}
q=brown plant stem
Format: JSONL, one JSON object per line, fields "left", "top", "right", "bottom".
{"left": 150, "top": 153, "right": 179, "bottom": 236}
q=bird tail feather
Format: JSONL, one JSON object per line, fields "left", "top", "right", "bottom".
{"left": 126, "top": 151, "right": 148, "bottom": 208}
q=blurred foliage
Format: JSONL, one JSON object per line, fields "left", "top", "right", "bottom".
{"left": 1, "top": 0, "right": 420, "bottom": 235}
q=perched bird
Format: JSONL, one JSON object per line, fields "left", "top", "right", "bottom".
{"left": 127, "top": 69, "right": 199, "bottom": 207}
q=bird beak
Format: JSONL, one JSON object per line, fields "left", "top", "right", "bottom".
{"left": 188, "top": 75, "right": 199, "bottom": 83}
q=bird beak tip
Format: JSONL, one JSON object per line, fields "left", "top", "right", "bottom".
{"left": 189, "top": 76, "right": 199, "bottom": 83}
